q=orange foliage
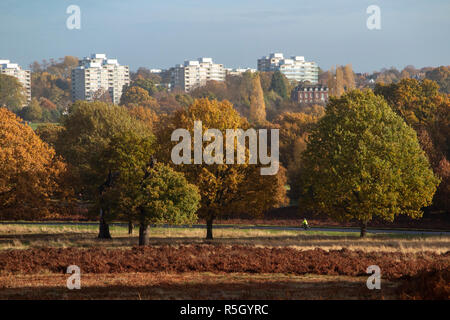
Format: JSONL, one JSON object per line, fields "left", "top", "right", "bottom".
{"left": 0, "top": 108, "right": 66, "bottom": 219}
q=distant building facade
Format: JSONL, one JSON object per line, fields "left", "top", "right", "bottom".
{"left": 0, "top": 59, "right": 31, "bottom": 104}
{"left": 71, "top": 54, "right": 130, "bottom": 104}
{"left": 225, "top": 68, "right": 257, "bottom": 76}
{"left": 170, "top": 58, "right": 226, "bottom": 92}
{"left": 292, "top": 83, "right": 328, "bottom": 105}
{"left": 257, "top": 53, "right": 319, "bottom": 84}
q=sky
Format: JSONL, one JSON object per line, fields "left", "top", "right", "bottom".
{"left": 0, "top": 0, "right": 449, "bottom": 73}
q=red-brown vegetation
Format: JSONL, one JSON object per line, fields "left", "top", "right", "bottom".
{"left": 0, "top": 245, "right": 448, "bottom": 280}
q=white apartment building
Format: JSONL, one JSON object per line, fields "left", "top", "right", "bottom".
{"left": 71, "top": 54, "right": 130, "bottom": 104}
{"left": 0, "top": 59, "right": 31, "bottom": 105}
{"left": 225, "top": 68, "right": 257, "bottom": 76}
{"left": 170, "top": 58, "right": 226, "bottom": 92}
{"left": 257, "top": 53, "right": 319, "bottom": 84}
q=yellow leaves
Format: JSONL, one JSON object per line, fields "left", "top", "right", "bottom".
{"left": 0, "top": 108, "right": 66, "bottom": 219}
{"left": 249, "top": 74, "right": 266, "bottom": 124}
{"left": 157, "top": 98, "right": 287, "bottom": 221}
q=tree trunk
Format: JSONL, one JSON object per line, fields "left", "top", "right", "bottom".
{"left": 128, "top": 221, "right": 133, "bottom": 235}
{"left": 139, "top": 223, "right": 150, "bottom": 246}
{"left": 360, "top": 220, "right": 367, "bottom": 238}
{"left": 98, "top": 209, "right": 112, "bottom": 239}
{"left": 206, "top": 217, "right": 214, "bottom": 240}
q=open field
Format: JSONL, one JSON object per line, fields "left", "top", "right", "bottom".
{"left": 0, "top": 223, "right": 448, "bottom": 300}
{"left": 1, "top": 223, "right": 449, "bottom": 253}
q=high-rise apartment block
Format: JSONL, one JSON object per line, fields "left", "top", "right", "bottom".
{"left": 0, "top": 59, "right": 31, "bottom": 105}
{"left": 170, "top": 58, "right": 225, "bottom": 92}
{"left": 71, "top": 54, "right": 130, "bottom": 104}
{"left": 257, "top": 53, "right": 319, "bottom": 84}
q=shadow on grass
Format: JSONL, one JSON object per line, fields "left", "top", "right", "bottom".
{"left": 0, "top": 279, "right": 396, "bottom": 300}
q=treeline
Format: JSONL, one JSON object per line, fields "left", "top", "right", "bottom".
{"left": 0, "top": 57, "right": 449, "bottom": 242}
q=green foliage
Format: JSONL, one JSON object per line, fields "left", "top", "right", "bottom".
{"left": 137, "top": 163, "right": 200, "bottom": 225}
{"left": 56, "top": 101, "right": 151, "bottom": 201}
{"left": 374, "top": 78, "right": 450, "bottom": 213}
{"left": 35, "top": 123, "right": 64, "bottom": 148}
{"left": 131, "top": 67, "right": 163, "bottom": 83}
{"left": 101, "top": 132, "right": 199, "bottom": 226}
{"left": 20, "top": 98, "right": 43, "bottom": 121}
{"left": 132, "top": 78, "right": 165, "bottom": 96}
{"left": 270, "top": 71, "right": 289, "bottom": 99}
{"left": 0, "top": 74, "right": 26, "bottom": 112}
{"left": 298, "top": 90, "right": 439, "bottom": 227}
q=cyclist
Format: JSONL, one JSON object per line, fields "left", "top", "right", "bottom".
{"left": 302, "top": 218, "right": 309, "bottom": 230}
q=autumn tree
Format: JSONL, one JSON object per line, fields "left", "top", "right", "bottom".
{"left": 272, "top": 110, "right": 324, "bottom": 200}
{"left": 335, "top": 66, "right": 345, "bottom": 96}
{"left": 272, "top": 111, "right": 322, "bottom": 168}
{"left": 270, "top": 71, "right": 289, "bottom": 99}
{"left": 327, "top": 65, "right": 353, "bottom": 97}
{"left": 0, "top": 108, "right": 66, "bottom": 219}
{"left": 343, "top": 64, "right": 356, "bottom": 90}
{"left": 0, "top": 74, "right": 26, "bottom": 111}
{"left": 297, "top": 90, "right": 439, "bottom": 237}
{"left": 56, "top": 101, "right": 151, "bottom": 238}
{"left": 326, "top": 67, "right": 336, "bottom": 96}
{"left": 30, "top": 56, "right": 77, "bottom": 109}
{"left": 249, "top": 74, "right": 267, "bottom": 124}
{"left": 131, "top": 78, "right": 163, "bottom": 96}
{"left": 38, "top": 97, "right": 60, "bottom": 122}
{"left": 157, "top": 98, "right": 288, "bottom": 239}
{"left": 375, "top": 78, "right": 450, "bottom": 212}
{"left": 126, "top": 105, "right": 159, "bottom": 131}
{"left": 150, "top": 91, "right": 187, "bottom": 115}
{"left": 259, "top": 71, "right": 274, "bottom": 92}
{"left": 101, "top": 133, "right": 200, "bottom": 245}
{"left": 46, "top": 56, "right": 79, "bottom": 79}
{"left": 20, "top": 98, "right": 43, "bottom": 121}
{"left": 190, "top": 81, "right": 229, "bottom": 102}
{"left": 35, "top": 123, "right": 64, "bottom": 148}
{"left": 120, "top": 86, "right": 158, "bottom": 108}
{"left": 131, "top": 68, "right": 163, "bottom": 83}
{"left": 425, "top": 66, "right": 450, "bottom": 94}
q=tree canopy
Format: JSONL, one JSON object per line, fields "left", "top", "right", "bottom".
{"left": 0, "top": 108, "right": 66, "bottom": 219}
{"left": 56, "top": 101, "right": 152, "bottom": 202}
{"left": 297, "top": 90, "right": 439, "bottom": 236}
{"left": 0, "top": 74, "right": 26, "bottom": 112}
{"left": 270, "top": 71, "right": 289, "bottom": 99}
{"left": 374, "top": 78, "right": 450, "bottom": 212}
{"left": 157, "top": 98, "right": 288, "bottom": 239}
{"left": 100, "top": 132, "right": 200, "bottom": 245}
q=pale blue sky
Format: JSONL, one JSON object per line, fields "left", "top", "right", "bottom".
{"left": 0, "top": 0, "right": 449, "bottom": 72}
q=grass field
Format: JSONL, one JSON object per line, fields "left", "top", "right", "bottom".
{"left": 0, "top": 223, "right": 448, "bottom": 253}
{"left": 0, "top": 222, "right": 448, "bottom": 300}
{"left": 28, "top": 122, "right": 59, "bottom": 130}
